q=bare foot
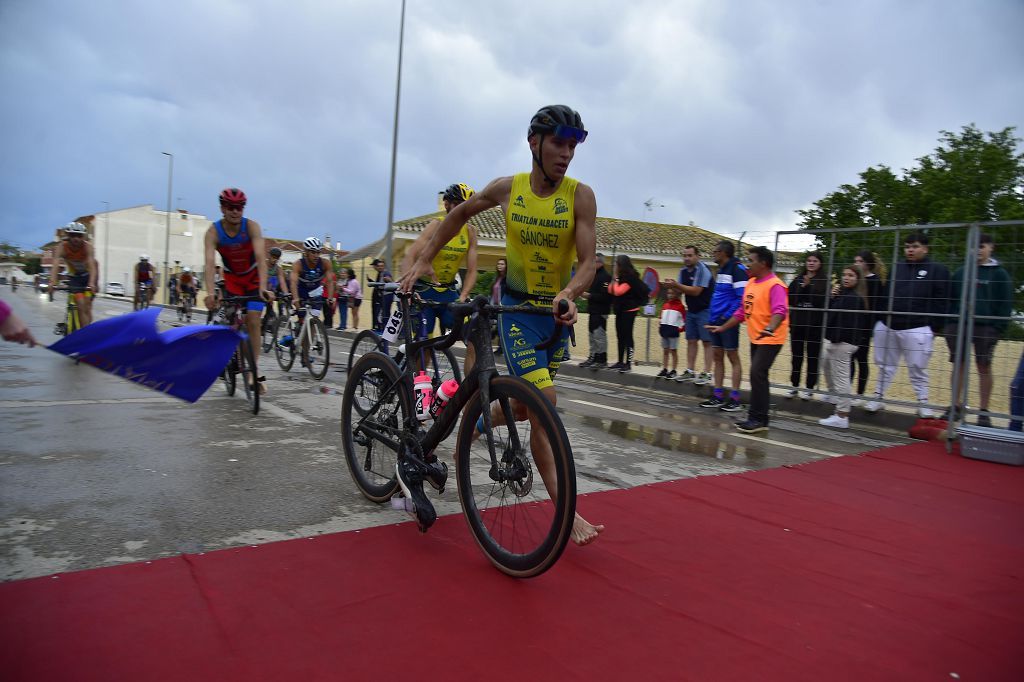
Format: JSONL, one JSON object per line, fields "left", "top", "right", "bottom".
{"left": 571, "top": 513, "right": 604, "bottom": 546}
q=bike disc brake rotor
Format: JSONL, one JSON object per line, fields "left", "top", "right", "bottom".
{"left": 501, "top": 442, "right": 533, "bottom": 497}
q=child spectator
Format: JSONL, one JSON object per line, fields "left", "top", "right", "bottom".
{"left": 656, "top": 288, "right": 686, "bottom": 379}
{"left": 818, "top": 265, "right": 872, "bottom": 429}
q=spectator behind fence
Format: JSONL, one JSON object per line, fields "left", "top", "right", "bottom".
{"left": 608, "top": 254, "right": 649, "bottom": 373}
{"left": 865, "top": 232, "right": 950, "bottom": 418}
{"left": 343, "top": 267, "right": 362, "bottom": 329}
{"left": 787, "top": 251, "right": 828, "bottom": 400}
{"left": 370, "top": 258, "right": 393, "bottom": 332}
{"left": 702, "top": 240, "right": 748, "bottom": 411}
{"left": 943, "top": 233, "right": 1013, "bottom": 427}
{"left": 1010, "top": 351, "right": 1023, "bottom": 432}
{"left": 708, "top": 246, "right": 788, "bottom": 434}
{"left": 656, "top": 286, "right": 686, "bottom": 378}
{"left": 335, "top": 268, "right": 349, "bottom": 330}
{"left": 580, "top": 253, "right": 612, "bottom": 369}
{"left": 662, "top": 245, "right": 713, "bottom": 385}
{"left": 850, "top": 250, "right": 887, "bottom": 405}
{"left": 818, "top": 265, "right": 872, "bottom": 429}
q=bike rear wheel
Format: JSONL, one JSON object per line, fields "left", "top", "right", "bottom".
{"left": 347, "top": 329, "right": 383, "bottom": 374}
{"left": 455, "top": 375, "right": 576, "bottom": 578}
{"left": 305, "top": 316, "right": 330, "bottom": 379}
{"left": 238, "top": 339, "right": 260, "bottom": 415}
{"left": 273, "top": 316, "right": 295, "bottom": 371}
{"left": 261, "top": 310, "right": 276, "bottom": 353}
{"left": 341, "top": 351, "right": 408, "bottom": 502}
{"left": 222, "top": 348, "right": 238, "bottom": 396}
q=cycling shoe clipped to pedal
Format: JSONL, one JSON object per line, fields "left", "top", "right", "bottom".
{"left": 395, "top": 460, "right": 437, "bottom": 532}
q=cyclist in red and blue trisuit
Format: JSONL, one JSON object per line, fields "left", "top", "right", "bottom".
{"left": 203, "top": 187, "right": 274, "bottom": 394}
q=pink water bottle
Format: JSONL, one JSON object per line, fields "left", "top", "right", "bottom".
{"left": 428, "top": 379, "right": 460, "bottom": 420}
{"left": 413, "top": 371, "right": 433, "bottom": 421}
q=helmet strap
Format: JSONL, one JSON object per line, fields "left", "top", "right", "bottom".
{"left": 531, "top": 134, "right": 557, "bottom": 188}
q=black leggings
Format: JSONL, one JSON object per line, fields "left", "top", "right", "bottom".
{"left": 850, "top": 343, "right": 870, "bottom": 395}
{"left": 615, "top": 310, "right": 638, "bottom": 364}
{"left": 789, "top": 327, "right": 822, "bottom": 389}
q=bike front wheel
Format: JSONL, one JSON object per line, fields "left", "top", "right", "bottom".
{"left": 455, "top": 375, "right": 576, "bottom": 578}
{"left": 341, "top": 351, "right": 408, "bottom": 502}
{"left": 238, "top": 339, "right": 260, "bottom": 415}
{"left": 273, "top": 316, "right": 295, "bottom": 371}
{"left": 305, "top": 316, "right": 330, "bottom": 379}
{"left": 347, "top": 329, "right": 383, "bottom": 374}
{"left": 222, "top": 347, "right": 238, "bottom": 396}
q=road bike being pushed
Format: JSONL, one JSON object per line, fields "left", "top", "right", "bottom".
{"left": 214, "top": 295, "right": 263, "bottom": 415}
{"left": 341, "top": 283, "right": 576, "bottom": 578}
{"left": 272, "top": 294, "right": 330, "bottom": 380}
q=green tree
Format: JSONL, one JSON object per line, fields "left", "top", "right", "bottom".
{"left": 797, "top": 124, "right": 1024, "bottom": 332}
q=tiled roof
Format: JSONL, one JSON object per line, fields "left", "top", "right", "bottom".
{"left": 394, "top": 209, "right": 762, "bottom": 257}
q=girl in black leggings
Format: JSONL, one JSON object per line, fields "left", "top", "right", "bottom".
{"left": 608, "top": 254, "right": 648, "bottom": 373}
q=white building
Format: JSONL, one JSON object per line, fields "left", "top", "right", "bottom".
{"left": 89, "top": 204, "right": 209, "bottom": 297}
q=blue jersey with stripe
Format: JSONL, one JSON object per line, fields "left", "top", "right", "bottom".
{"left": 709, "top": 258, "right": 748, "bottom": 322}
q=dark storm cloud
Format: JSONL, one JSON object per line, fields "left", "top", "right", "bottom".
{"left": 1, "top": 0, "right": 1021, "bottom": 251}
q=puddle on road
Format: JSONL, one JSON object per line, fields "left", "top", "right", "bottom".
{"left": 579, "top": 415, "right": 767, "bottom": 463}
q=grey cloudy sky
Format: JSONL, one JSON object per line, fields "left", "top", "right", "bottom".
{"left": 1, "top": 0, "right": 1022, "bottom": 252}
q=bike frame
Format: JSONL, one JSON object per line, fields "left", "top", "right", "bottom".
{"left": 353, "top": 291, "right": 566, "bottom": 481}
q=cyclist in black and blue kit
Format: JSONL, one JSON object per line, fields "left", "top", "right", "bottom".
{"left": 288, "top": 238, "right": 335, "bottom": 359}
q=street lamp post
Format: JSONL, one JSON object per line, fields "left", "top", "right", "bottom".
{"left": 102, "top": 201, "right": 110, "bottom": 292}
{"left": 161, "top": 152, "right": 174, "bottom": 304}
{"left": 383, "top": 0, "right": 406, "bottom": 272}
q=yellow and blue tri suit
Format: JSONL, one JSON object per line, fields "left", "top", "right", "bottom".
{"left": 498, "top": 172, "right": 578, "bottom": 390}
{"left": 417, "top": 224, "right": 470, "bottom": 337}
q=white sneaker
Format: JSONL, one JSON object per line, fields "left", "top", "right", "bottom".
{"left": 801, "top": 390, "right": 813, "bottom": 401}
{"left": 693, "top": 372, "right": 712, "bottom": 386}
{"left": 865, "top": 399, "right": 884, "bottom": 413}
{"left": 850, "top": 398, "right": 862, "bottom": 408}
{"left": 818, "top": 414, "right": 849, "bottom": 429}
{"left": 918, "top": 401, "right": 937, "bottom": 419}
{"left": 785, "top": 388, "right": 798, "bottom": 398}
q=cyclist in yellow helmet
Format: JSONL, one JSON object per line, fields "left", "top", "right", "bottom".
{"left": 400, "top": 182, "right": 480, "bottom": 368}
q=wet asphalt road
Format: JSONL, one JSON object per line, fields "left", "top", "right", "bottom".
{"left": 0, "top": 289, "right": 909, "bottom": 581}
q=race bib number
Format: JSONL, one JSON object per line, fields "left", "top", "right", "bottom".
{"left": 381, "top": 308, "right": 404, "bottom": 343}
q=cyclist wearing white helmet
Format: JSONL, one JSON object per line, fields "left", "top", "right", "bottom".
{"left": 289, "top": 237, "right": 336, "bottom": 320}
{"left": 401, "top": 105, "right": 603, "bottom": 547}
{"left": 50, "top": 222, "right": 98, "bottom": 326}
{"left": 176, "top": 266, "right": 198, "bottom": 321}
{"left": 133, "top": 254, "right": 158, "bottom": 308}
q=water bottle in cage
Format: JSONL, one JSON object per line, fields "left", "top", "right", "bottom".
{"left": 413, "top": 371, "right": 433, "bottom": 421}
{"left": 428, "top": 379, "right": 460, "bottom": 420}
{"left": 381, "top": 307, "right": 404, "bottom": 343}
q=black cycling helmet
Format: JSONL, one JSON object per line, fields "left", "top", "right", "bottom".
{"left": 527, "top": 105, "right": 587, "bottom": 187}
{"left": 528, "top": 105, "right": 587, "bottom": 141}
{"left": 269, "top": 247, "right": 282, "bottom": 257}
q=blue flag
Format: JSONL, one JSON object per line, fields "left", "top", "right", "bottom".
{"left": 48, "top": 308, "right": 245, "bottom": 403}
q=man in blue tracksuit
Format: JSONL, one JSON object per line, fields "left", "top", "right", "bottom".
{"left": 701, "top": 240, "right": 748, "bottom": 413}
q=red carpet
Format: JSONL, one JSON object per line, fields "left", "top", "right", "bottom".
{"left": 2, "top": 442, "right": 1022, "bottom": 681}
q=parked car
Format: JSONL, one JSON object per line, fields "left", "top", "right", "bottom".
{"left": 107, "top": 282, "right": 126, "bottom": 296}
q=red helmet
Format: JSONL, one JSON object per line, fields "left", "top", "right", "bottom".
{"left": 219, "top": 187, "right": 247, "bottom": 206}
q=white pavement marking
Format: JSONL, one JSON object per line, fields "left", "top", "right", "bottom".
{"left": 569, "top": 399, "right": 651, "bottom": 419}
{"left": 567, "top": 398, "right": 841, "bottom": 459}
{"left": 258, "top": 401, "right": 310, "bottom": 424}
